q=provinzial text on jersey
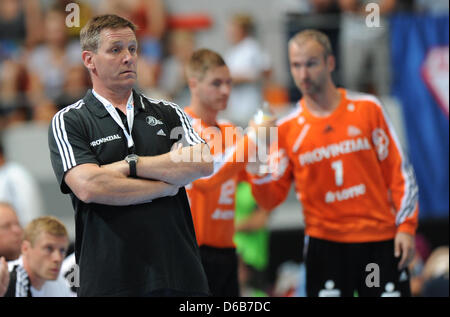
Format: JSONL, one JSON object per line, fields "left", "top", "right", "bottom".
{"left": 90, "top": 134, "right": 122, "bottom": 147}
{"left": 299, "top": 137, "right": 371, "bottom": 166}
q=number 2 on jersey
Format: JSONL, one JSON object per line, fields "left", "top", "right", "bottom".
{"left": 331, "top": 160, "right": 343, "bottom": 186}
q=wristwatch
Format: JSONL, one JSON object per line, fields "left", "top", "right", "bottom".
{"left": 125, "top": 154, "right": 139, "bottom": 178}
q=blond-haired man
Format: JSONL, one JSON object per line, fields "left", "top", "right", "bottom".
{"left": 5, "top": 216, "right": 73, "bottom": 297}
{"left": 184, "top": 48, "right": 259, "bottom": 296}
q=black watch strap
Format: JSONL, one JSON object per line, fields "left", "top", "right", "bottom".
{"left": 128, "top": 159, "right": 137, "bottom": 178}
{"left": 125, "top": 154, "right": 138, "bottom": 178}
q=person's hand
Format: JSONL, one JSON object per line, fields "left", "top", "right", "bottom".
{"left": 394, "top": 232, "right": 415, "bottom": 270}
{"left": 248, "top": 118, "right": 277, "bottom": 148}
{"left": 0, "top": 256, "right": 10, "bottom": 297}
{"left": 171, "top": 142, "right": 183, "bottom": 152}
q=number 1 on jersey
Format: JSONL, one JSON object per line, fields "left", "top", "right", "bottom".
{"left": 331, "top": 160, "right": 344, "bottom": 186}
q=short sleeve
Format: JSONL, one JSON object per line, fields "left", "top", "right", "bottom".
{"left": 48, "top": 106, "right": 99, "bottom": 194}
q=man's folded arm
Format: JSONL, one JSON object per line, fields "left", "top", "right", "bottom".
{"left": 64, "top": 163, "right": 179, "bottom": 206}
{"left": 135, "top": 143, "right": 214, "bottom": 186}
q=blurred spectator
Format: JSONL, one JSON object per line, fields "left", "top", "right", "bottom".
{"left": 338, "top": 0, "right": 396, "bottom": 96}
{"left": 277, "top": 0, "right": 313, "bottom": 14}
{"left": 0, "top": 59, "right": 32, "bottom": 127}
{"left": 414, "top": 0, "right": 449, "bottom": 14}
{"left": 97, "top": 0, "right": 167, "bottom": 102}
{"left": 54, "top": 64, "right": 90, "bottom": 111}
{"left": 158, "top": 30, "right": 195, "bottom": 105}
{"left": 0, "top": 0, "right": 42, "bottom": 60}
{"left": 394, "top": 0, "right": 415, "bottom": 11}
{"left": 97, "top": 0, "right": 167, "bottom": 63}
{"left": 136, "top": 55, "right": 170, "bottom": 101}
{"left": 408, "top": 234, "right": 432, "bottom": 296}
{"left": 50, "top": 0, "right": 95, "bottom": 40}
{"left": 0, "top": 138, "right": 44, "bottom": 226}
{"left": 0, "top": 202, "right": 23, "bottom": 261}
{"left": 5, "top": 216, "right": 73, "bottom": 297}
{"left": 0, "top": 256, "right": 9, "bottom": 296}
{"left": 221, "top": 13, "right": 271, "bottom": 128}
{"left": 309, "top": 0, "right": 341, "bottom": 13}
{"left": 26, "top": 5, "right": 82, "bottom": 113}
{"left": 421, "top": 246, "right": 449, "bottom": 297}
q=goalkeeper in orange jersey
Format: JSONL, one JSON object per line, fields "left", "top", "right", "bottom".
{"left": 248, "top": 30, "right": 419, "bottom": 297}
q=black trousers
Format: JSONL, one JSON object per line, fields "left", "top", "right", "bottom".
{"left": 199, "top": 245, "right": 240, "bottom": 297}
{"left": 305, "top": 237, "right": 411, "bottom": 297}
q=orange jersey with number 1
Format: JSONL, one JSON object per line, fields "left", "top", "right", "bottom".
{"left": 184, "top": 107, "right": 255, "bottom": 248}
{"left": 249, "top": 89, "right": 419, "bottom": 243}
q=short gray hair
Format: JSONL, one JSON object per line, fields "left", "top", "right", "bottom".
{"left": 289, "top": 29, "right": 333, "bottom": 58}
{"left": 80, "top": 14, "right": 137, "bottom": 52}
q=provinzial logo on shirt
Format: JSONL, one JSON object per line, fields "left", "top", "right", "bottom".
{"left": 299, "top": 137, "right": 371, "bottom": 166}
{"left": 90, "top": 134, "right": 122, "bottom": 147}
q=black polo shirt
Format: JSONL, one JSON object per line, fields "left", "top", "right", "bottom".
{"left": 48, "top": 89, "right": 209, "bottom": 296}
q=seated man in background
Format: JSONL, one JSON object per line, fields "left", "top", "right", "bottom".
{"left": 421, "top": 246, "right": 449, "bottom": 297}
{"left": 0, "top": 202, "right": 23, "bottom": 261}
{"left": 0, "top": 257, "right": 9, "bottom": 297}
{"left": 5, "top": 216, "right": 73, "bottom": 297}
